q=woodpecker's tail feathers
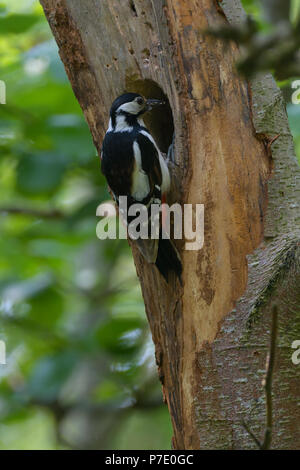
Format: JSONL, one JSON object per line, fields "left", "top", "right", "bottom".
{"left": 135, "top": 238, "right": 158, "bottom": 264}
{"left": 133, "top": 226, "right": 182, "bottom": 283}
{"left": 155, "top": 236, "right": 182, "bottom": 283}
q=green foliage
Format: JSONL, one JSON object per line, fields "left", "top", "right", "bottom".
{"left": 210, "top": 2, "right": 300, "bottom": 80}
{"left": 241, "top": 0, "right": 264, "bottom": 27}
{"left": 0, "top": 14, "right": 40, "bottom": 34}
{"left": 17, "top": 152, "right": 68, "bottom": 194}
{"left": 0, "top": 1, "right": 170, "bottom": 450}
{"left": 290, "top": 0, "right": 300, "bottom": 25}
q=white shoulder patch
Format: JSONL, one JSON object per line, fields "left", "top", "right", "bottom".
{"left": 114, "top": 115, "right": 133, "bottom": 132}
{"left": 131, "top": 141, "right": 150, "bottom": 201}
{"left": 106, "top": 116, "right": 133, "bottom": 133}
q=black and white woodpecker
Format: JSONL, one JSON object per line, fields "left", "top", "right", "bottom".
{"left": 101, "top": 92, "right": 182, "bottom": 282}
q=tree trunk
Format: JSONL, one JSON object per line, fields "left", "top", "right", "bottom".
{"left": 40, "top": 0, "right": 300, "bottom": 449}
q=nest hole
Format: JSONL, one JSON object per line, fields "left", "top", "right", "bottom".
{"left": 124, "top": 78, "right": 174, "bottom": 154}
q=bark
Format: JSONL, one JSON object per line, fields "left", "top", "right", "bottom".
{"left": 40, "top": 0, "right": 300, "bottom": 449}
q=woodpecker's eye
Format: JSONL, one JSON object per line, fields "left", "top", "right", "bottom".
{"left": 136, "top": 97, "right": 144, "bottom": 106}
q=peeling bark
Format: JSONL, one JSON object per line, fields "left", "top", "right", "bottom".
{"left": 41, "top": 0, "right": 300, "bottom": 449}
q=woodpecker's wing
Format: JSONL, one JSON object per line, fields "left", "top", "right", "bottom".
{"left": 101, "top": 131, "right": 135, "bottom": 197}
{"left": 129, "top": 132, "right": 163, "bottom": 263}
{"left": 135, "top": 132, "right": 162, "bottom": 194}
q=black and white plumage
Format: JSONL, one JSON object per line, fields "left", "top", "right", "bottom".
{"left": 101, "top": 92, "right": 182, "bottom": 281}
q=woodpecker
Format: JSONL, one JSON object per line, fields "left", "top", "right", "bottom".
{"left": 101, "top": 92, "right": 182, "bottom": 282}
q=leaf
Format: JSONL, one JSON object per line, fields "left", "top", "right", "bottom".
{"left": 92, "top": 379, "right": 124, "bottom": 404}
{"left": 0, "top": 14, "right": 40, "bottom": 35}
{"left": 25, "top": 352, "right": 79, "bottom": 403}
{"left": 17, "top": 152, "right": 68, "bottom": 194}
{"left": 0, "top": 274, "right": 53, "bottom": 306}
{"left": 95, "top": 317, "right": 144, "bottom": 355}
{"left": 28, "top": 287, "right": 64, "bottom": 328}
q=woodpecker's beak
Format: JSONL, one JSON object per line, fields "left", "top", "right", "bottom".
{"left": 145, "top": 98, "right": 165, "bottom": 111}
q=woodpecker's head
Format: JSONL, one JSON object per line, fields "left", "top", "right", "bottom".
{"left": 109, "top": 93, "right": 164, "bottom": 130}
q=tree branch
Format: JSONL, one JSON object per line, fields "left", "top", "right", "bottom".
{"left": 242, "top": 304, "right": 278, "bottom": 449}
{"left": 0, "top": 206, "right": 64, "bottom": 219}
{"left": 261, "top": 304, "right": 278, "bottom": 450}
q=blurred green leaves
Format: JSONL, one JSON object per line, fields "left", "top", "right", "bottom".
{"left": 0, "top": 0, "right": 170, "bottom": 451}
{"left": 17, "top": 152, "right": 68, "bottom": 194}
{"left": 25, "top": 351, "right": 80, "bottom": 403}
{"left": 95, "top": 317, "right": 144, "bottom": 355}
{"left": 0, "top": 14, "right": 40, "bottom": 35}
{"left": 209, "top": 1, "right": 300, "bottom": 80}
{"left": 291, "top": 0, "right": 300, "bottom": 25}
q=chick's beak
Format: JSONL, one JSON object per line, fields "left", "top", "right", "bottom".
{"left": 145, "top": 98, "right": 165, "bottom": 111}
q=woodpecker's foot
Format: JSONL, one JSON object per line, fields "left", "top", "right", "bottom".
{"left": 166, "top": 133, "right": 177, "bottom": 163}
{"left": 167, "top": 159, "right": 180, "bottom": 170}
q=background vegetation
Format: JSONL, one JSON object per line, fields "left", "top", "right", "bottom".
{"left": 0, "top": 0, "right": 299, "bottom": 449}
